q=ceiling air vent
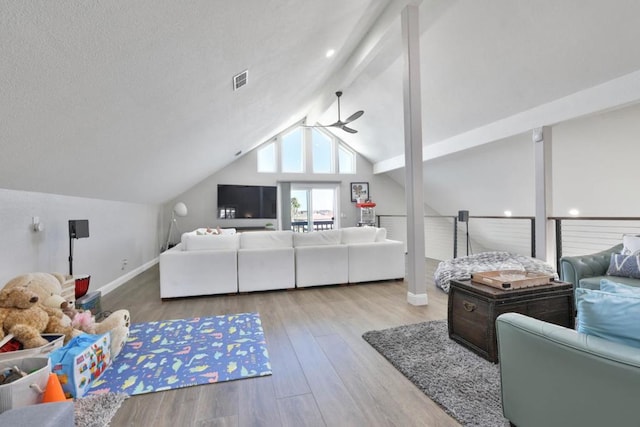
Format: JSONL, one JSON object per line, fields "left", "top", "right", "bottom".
{"left": 233, "top": 70, "right": 248, "bottom": 91}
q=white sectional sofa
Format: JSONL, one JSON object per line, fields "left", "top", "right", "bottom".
{"left": 342, "top": 227, "right": 406, "bottom": 283}
{"left": 294, "top": 229, "right": 348, "bottom": 287}
{"left": 159, "top": 229, "right": 239, "bottom": 298}
{"left": 238, "top": 230, "right": 295, "bottom": 292}
{"left": 159, "top": 227, "right": 405, "bottom": 298}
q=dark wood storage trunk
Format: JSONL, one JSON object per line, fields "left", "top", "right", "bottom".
{"left": 448, "top": 279, "right": 574, "bottom": 363}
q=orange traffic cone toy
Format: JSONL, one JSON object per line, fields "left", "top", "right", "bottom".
{"left": 42, "top": 373, "right": 67, "bottom": 403}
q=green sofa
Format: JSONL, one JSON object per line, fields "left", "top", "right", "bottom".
{"left": 560, "top": 243, "right": 640, "bottom": 289}
{"left": 496, "top": 313, "right": 640, "bottom": 427}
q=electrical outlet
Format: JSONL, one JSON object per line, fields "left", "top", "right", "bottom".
{"left": 121, "top": 259, "right": 128, "bottom": 270}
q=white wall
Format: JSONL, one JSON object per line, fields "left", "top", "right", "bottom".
{"left": 423, "top": 133, "right": 535, "bottom": 217}
{"left": 383, "top": 102, "right": 640, "bottom": 221}
{"left": 553, "top": 103, "right": 640, "bottom": 216}
{"left": 162, "top": 142, "right": 406, "bottom": 237}
{"left": 0, "top": 188, "right": 161, "bottom": 290}
{"left": 379, "top": 102, "right": 640, "bottom": 260}
{"left": 385, "top": 133, "right": 534, "bottom": 224}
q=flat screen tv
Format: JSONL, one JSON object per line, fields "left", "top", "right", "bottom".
{"left": 217, "top": 184, "right": 277, "bottom": 219}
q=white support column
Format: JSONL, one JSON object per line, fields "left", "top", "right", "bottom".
{"left": 402, "top": 5, "right": 427, "bottom": 306}
{"left": 533, "top": 126, "right": 554, "bottom": 263}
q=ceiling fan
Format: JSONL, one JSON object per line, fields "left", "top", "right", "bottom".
{"left": 307, "top": 91, "right": 364, "bottom": 134}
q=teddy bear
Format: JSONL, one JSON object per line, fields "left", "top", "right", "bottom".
{"left": 2, "top": 273, "right": 131, "bottom": 358}
{"left": 4, "top": 273, "right": 74, "bottom": 326}
{"left": 0, "top": 287, "right": 76, "bottom": 349}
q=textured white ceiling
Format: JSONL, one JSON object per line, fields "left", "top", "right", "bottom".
{"left": 2, "top": 0, "right": 640, "bottom": 204}
{"left": 0, "top": 0, "right": 381, "bottom": 203}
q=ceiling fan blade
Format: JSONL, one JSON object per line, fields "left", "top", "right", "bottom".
{"left": 343, "top": 110, "right": 364, "bottom": 124}
{"left": 310, "top": 91, "right": 361, "bottom": 132}
{"left": 304, "top": 122, "right": 337, "bottom": 128}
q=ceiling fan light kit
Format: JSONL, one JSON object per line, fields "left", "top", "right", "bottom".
{"left": 308, "top": 91, "right": 364, "bottom": 133}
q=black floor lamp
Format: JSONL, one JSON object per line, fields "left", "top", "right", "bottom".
{"left": 458, "top": 210, "right": 470, "bottom": 256}
{"left": 69, "top": 219, "right": 90, "bottom": 275}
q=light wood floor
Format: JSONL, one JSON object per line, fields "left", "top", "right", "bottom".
{"left": 102, "top": 260, "right": 460, "bottom": 427}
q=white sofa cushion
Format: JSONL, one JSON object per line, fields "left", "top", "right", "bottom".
{"left": 341, "top": 227, "right": 377, "bottom": 244}
{"left": 348, "top": 240, "right": 405, "bottom": 283}
{"left": 160, "top": 249, "right": 238, "bottom": 298}
{"left": 622, "top": 234, "right": 640, "bottom": 255}
{"left": 293, "top": 229, "right": 341, "bottom": 247}
{"left": 182, "top": 233, "right": 239, "bottom": 251}
{"left": 240, "top": 230, "right": 293, "bottom": 249}
{"left": 238, "top": 247, "right": 295, "bottom": 291}
{"left": 375, "top": 228, "right": 387, "bottom": 242}
{"left": 295, "top": 244, "right": 348, "bottom": 287}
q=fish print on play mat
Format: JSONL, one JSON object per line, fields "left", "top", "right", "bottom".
{"left": 87, "top": 312, "right": 272, "bottom": 396}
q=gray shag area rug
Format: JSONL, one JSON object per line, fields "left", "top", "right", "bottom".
{"left": 75, "top": 392, "right": 128, "bottom": 427}
{"left": 362, "top": 320, "right": 508, "bottom": 427}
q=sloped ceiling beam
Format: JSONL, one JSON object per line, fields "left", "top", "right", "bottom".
{"left": 374, "top": 68, "right": 640, "bottom": 173}
{"left": 306, "top": 0, "right": 420, "bottom": 124}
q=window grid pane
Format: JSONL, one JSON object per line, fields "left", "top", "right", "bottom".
{"left": 282, "top": 128, "right": 304, "bottom": 173}
{"left": 257, "top": 142, "right": 276, "bottom": 172}
{"left": 338, "top": 144, "right": 355, "bottom": 174}
{"left": 312, "top": 129, "right": 333, "bottom": 173}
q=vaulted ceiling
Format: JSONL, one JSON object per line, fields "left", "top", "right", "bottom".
{"left": 2, "top": 1, "right": 640, "bottom": 205}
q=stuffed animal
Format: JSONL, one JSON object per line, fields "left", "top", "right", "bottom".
{"left": 2, "top": 273, "right": 131, "bottom": 358}
{"left": 0, "top": 287, "right": 75, "bottom": 348}
{"left": 71, "top": 310, "right": 94, "bottom": 331}
{"left": 71, "top": 309, "right": 131, "bottom": 358}
{"left": 3, "top": 273, "right": 71, "bottom": 325}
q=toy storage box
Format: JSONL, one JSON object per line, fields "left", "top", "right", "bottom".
{"left": 0, "top": 357, "right": 50, "bottom": 414}
{"left": 63, "top": 274, "right": 91, "bottom": 307}
{"left": 0, "top": 334, "right": 65, "bottom": 362}
{"left": 61, "top": 276, "right": 77, "bottom": 306}
{"left": 75, "top": 290, "right": 101, "bottom": 315}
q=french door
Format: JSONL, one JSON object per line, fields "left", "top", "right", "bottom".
{"left": 290, "top": 184, "right": 339, "bottom": 232}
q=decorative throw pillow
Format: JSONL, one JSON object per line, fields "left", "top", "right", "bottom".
{"left": 621, "top": 234, "right": 640, "bottom": 255}
{"left": 575, "top": 288, "right": 640, "bottom": 349}
{"left": 196, "top": 227, "right": 220, "bottom": 236}
{"left": 600, "top": 278, "right": 640, "bottom": 294}
{"left": 606, "top": 253, "right": 640, "bottom": 279}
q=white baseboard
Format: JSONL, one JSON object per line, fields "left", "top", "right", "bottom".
{"left": 407, "top": 291, "right": 428, "bottom": 306}
{"left": 98, "top": 258, "right": 159, "bottom": 296}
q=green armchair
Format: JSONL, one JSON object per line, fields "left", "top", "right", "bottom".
{"left": 496, "top": 312, "right": 640, "bottom": 427}
{"left": 559, "top": 243, "right": 640, "bottom": 289}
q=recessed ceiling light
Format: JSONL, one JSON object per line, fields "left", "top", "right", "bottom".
{"left": 504, "top": 210, "right": 512, "bottom": 217}
{"left": 569, "top": 209, "right": 580, "bottom": 216}
{"left": 325, "top": 49, "right": 335, "bottom": 58}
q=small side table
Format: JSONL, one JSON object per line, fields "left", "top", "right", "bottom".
{"left": 448, "top": 278, "right": 574, "bottom": 363}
